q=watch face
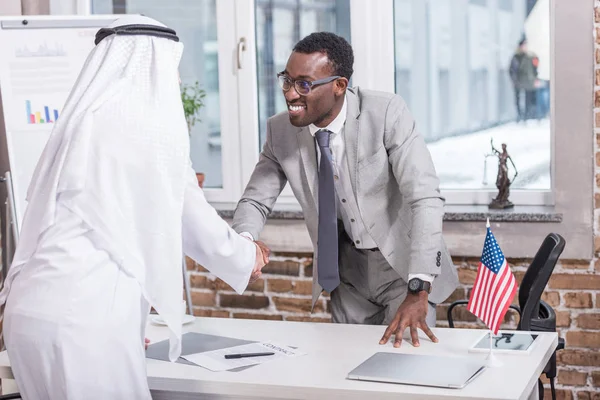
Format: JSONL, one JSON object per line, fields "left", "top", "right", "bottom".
{"left": 408, "top": 279, "right": 420, "bottom": 291}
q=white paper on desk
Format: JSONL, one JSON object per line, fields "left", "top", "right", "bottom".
{"left": 181, "top": 342, "right": 305, "bottom": 372}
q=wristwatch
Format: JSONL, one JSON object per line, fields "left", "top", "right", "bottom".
{"left": 408, "top": 278, "right": 431, "bottom": 294}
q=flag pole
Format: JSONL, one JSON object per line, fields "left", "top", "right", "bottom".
{"left": 485, "top": 330, "right": 502, "bottom": 367}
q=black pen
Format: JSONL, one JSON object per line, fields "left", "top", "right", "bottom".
{"left": 224, "top": 352, "right": 275, "bottom": 359}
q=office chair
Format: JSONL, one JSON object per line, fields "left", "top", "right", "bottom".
{"left": 447, "top": 233, "right": 566, "bottom": 400}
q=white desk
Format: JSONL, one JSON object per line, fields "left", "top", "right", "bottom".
{"left": 0, "top": 317, "right": 557, "bottom": 400}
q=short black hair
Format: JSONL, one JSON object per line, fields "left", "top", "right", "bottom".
{"left": 293, "top": 32, "right": 354, "bottom": 80}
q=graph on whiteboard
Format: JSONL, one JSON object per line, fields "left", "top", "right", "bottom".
{"left": 25, "top": 100, "right": 60, "bottom": 124}
{"left": 15, "top": 42, "right": 67, "bottom": 58}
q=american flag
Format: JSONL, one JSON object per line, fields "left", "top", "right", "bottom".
{"left": 467, "top": 222, "right": 517, "bottom": 334}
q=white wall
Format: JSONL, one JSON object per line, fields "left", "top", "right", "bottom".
{"left": 0, "top": 0, "right": 22, "bottom": 15}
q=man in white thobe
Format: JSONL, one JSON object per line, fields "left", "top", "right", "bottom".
{"left": 0, "top": 15, "right": 265, "bottom": 399}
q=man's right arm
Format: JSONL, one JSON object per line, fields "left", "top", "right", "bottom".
{"left": 232, "top": 118, "right": 288, "bottom": 239}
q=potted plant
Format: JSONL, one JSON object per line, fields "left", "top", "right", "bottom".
{"left": 181, "top": 80, "right": 206, "bottom": 187}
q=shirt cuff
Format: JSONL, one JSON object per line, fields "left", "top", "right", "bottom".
{"left": 408, "top": 273, "right": 435, "bottom": 283}
{"left": 239, "top": 232, "right": 254, "bottom": 241}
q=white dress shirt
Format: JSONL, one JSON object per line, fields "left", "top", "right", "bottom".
{"left": 244, "top": 95, "right": 433, "bottom": 284}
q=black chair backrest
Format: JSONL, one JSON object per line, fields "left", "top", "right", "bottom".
{"left": 517, "top": 233, "right": 565, "bottom": 331}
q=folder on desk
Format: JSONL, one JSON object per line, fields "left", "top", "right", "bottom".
{"left": 146, "top": 332, "right": 255, "bottom": 366}
{"left": 347, "top": 352, "right": 486, "bottom": 389}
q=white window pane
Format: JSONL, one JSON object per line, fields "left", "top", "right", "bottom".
{"left": 393, "top": 0, "right": 550, "bottom": 192}
{"left": 90, "top": 0, "right": 223, "bottom": 188}
{"left": 255, "top": 0, "right": 351, "bottom": 150}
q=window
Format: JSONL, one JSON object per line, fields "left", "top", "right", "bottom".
{"left": 393, "top": 0, "right": 551, "bottom": 205}
{"left": 91, "top": 0, "right": 225, "bottom": 188}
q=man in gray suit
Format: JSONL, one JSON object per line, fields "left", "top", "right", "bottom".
{"left": 233, "top": 32, "right": 458, "bottom": 347}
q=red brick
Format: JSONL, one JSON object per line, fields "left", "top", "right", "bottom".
{"left": 232, "top": 313, "right": 283, "bottom": 321}
{"left": 574, "top": 392, "right": 600, "bottom": 400}
{"left": 457, "top": 268, "right": 478, "bottom": 285}
{"left": 273, "top": 297, "right": 325, "bottom": 313}
{"left": 596, "top": 6, "right": 600, "bottom": 23}
{"left": 595, "top": 193, "right": 600, "bottom": 209}
{"left": 597, "top": 293, "right": 600, "bottom": 308}
{"left": 185, "top": 256, "right": 196, "bottom": 271}
{"left": 190, "top": 291, "right": 216, "bottom": 307}
{"left": 189, "top": 274, "right": 216, "bottom": 290}
{"left": 595, "top": 236, "right": 600, "bottom": 253}
{"left": 557, "top": 369, "right": 588, "bottom": 386}
{"left": 592, "top": 370, "right": 600, "bottom": 387}
{"left": 597, "top": 47, "right": 600, "bottom": 65}
{"left": 549, "top": 274, "right": 600, "bottom": 290}
{"left": 543, "top": 389, "right": 573, "bottom": 400}
{"left": 597, "top": 69, "right": 600, "bottom": 86}
{"left": 577, "top": 313, "right": 600, "bottom": 329}
{"left": 285, "top": 316, "right": 331, "bottom": 323}
{"left": 566, "top": 331, "right": 600, "bottom": 348}
{"left": 556, "top": 311, "right": 571, "bottom": 328}
{"left": 443, "top": 288, "right": 466, "bottom": 304}
{"left": 192, "top": 309, "right": 229, "bottom": 318}
{"left": 595, "top": 90, "right": 600, "bottom": 108}
{"left": 292, "top": 280, "right": 313, "bottom": 295}
{"left": 246, "top": 279, "right": 265, "bottom": 292}
{"left": 267, "top": 279, "right": 294, "bottom": 293}
{"left": 542, "top": 291, "right": 561, "bottom": 307}
{"left": 302, "top": 259, "right": 313, "bottom": 277}
{"left": 219, "top": 294, "right": 269, "bottom": 309}
{"left": 262, "top": 260, "right": 300, "bottom": 276}
{"left": 564, "top": 293, "right": 593, "bottom": 308}
{"left": 558, "top": 349, "right": 600, "bottom": 366}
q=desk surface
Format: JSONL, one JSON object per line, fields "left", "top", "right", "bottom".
{"left": 0, "top": 317, "right": 557, "bottom": 400}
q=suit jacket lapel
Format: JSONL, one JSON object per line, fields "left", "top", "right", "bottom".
{"left": 344, "top": 89, "right": 360, "bottom": 196}
{"left": 297, "top": 127, "right": 318, "bottom": 208}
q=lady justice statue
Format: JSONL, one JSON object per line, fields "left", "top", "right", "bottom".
{"left": 486, "top": 139, "right": 518, "bottom": 209}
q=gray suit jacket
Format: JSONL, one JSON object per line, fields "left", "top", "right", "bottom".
{"left": 233, "top": 87, "right": 459, "bottom": 306}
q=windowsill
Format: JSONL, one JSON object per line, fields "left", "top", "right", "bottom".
{"left": 217, "top": 205, "right": 562, "bottom": 223}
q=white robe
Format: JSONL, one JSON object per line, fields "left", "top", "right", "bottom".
{"left": 0, "top": 15, "right": 256, "bottom": 399}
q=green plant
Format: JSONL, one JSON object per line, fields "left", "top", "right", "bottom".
{"left": 181, "top": 81, "right": 206, "bottom": 134}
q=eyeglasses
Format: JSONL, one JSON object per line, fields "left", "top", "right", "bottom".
{"left": 277, "top": 73, "right": 341, "bottom": 96}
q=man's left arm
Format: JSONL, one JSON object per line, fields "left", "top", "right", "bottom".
{"left": 379, "top": 94, "right": 445, "bottom": 348}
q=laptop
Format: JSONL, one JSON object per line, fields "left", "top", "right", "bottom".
{"left": 347, "top": 352, "right": 486, "bottom": 389}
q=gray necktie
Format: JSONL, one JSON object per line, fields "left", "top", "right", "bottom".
{"left": 315, "top": 129, "right": 340, "bottom": 293}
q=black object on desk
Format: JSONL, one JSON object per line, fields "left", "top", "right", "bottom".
{"left": 225, "top": 352, "right": 275, "bottom": 359}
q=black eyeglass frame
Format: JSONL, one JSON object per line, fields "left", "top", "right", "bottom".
{"left": 277, "top": 72, "right": 342, "bottom": 96}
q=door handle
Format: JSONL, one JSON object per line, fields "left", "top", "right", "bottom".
{"left": 237, "top": 36, "right": 247, "bottom": 69}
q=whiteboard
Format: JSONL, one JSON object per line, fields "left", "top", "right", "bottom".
{"left": 0, "top": 15, "right": 119, "bottom": 233}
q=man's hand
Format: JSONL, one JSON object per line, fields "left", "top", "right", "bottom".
{"left": 379, "top": 292, "right": 438, "bottom": 348}
{"left": 248, "top": 240, "right": 270, "bottom": 283}
{"left": 255, "top": 240, "right": 270, "bottom": 264}
{"left": 144, "top": 337, "right": 150, "bottom": 350}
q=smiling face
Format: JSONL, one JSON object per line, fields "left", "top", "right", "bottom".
{"left": 282, "top": 51, "right": 347, "bottom": 128}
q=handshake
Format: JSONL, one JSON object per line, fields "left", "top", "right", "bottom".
{"left": 249, "top": 240, "right": 270, "bottom": 283}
